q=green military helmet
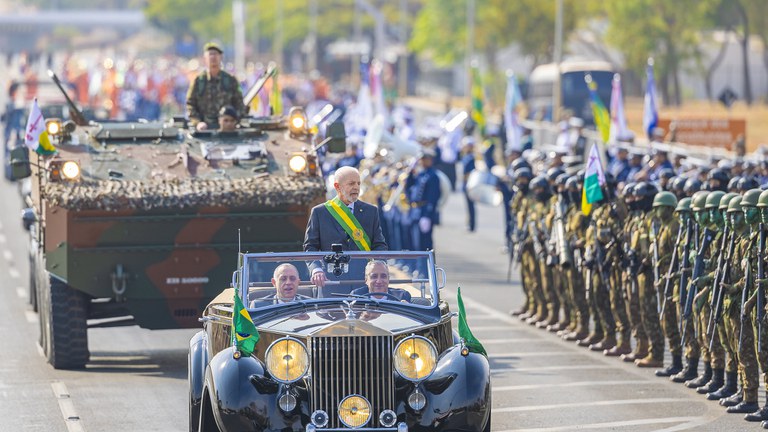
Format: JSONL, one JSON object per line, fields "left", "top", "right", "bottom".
{"left": 741, "top": 188, "right": 762, "bottom": 207}
{"left": 704, "top": 190, "right": 725, "bottom": 209}
{"left": 727, "top": 195, "right": 742, "bottom": 213}
{"left": 758, "top": 190, "right": 768, "bottom": 208}
{"left": 652, "top": 191, "right": 677, "bottom": 208}
{"left": 691, "top": 191, "right": 709, "bottom": 212}
{"left": 719, "top": 192, "right": 738, "bottom": 210}
{"left": 676, "top": 197, "right": 692, "bottom": 213}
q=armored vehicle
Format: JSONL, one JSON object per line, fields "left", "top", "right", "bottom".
{"left": 11, "top": 69, "right": 345, "bottom": 369}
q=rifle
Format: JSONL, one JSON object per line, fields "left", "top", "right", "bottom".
{"left": 707, "top": 229, "right": 735, "bottom": 351}
{"left": 529, "top": 221, "right": 546, "bottom": 260}
{"left": 660, "top": 222, "right": 685, "bottom": 317}
{"left": 677, "top": 219, "right": 693, "bottom": 333}
{"left": 738, "top": 257, "right": 753, "bottom": 353}
{"left": 681, "top": 227, "right": 715, "bottom": 349}
{"left": 554, "top": 196, "right": 573, "bottom": 268}
{"left": 593, "top": 222, "right": 613, "bottom": 298}
{"left": 650, "top": 219, "right": 661, "bottom": 310}
{"left": 758, "top": 224, "right": 766, "bottom": 353}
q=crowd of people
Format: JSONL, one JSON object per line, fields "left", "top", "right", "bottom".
{"left": 506, "top": 134, "right": 768, "bottom": 429}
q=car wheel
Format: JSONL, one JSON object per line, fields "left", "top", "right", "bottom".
{"left": 198, "top": 389, "right": 221, "bottom": 432}
{"left": 483, "top": 412, "right": 491, "bottom": 432}
{"left": 41, "top": 272, "right": 89, "bottom": 369}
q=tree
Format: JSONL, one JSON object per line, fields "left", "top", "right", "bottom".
{"left": 602, "top": 0, "right": 718, "bottom": 106}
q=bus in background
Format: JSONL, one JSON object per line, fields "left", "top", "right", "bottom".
{"left": 526, "top": 60, "right": 614, "bottom": 126}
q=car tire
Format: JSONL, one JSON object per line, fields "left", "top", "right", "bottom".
{"left": 483, "top": 412, "right": 491, "bottom": 432}
{"left": 40, "top": 272, "right": 90, "bottom": 369}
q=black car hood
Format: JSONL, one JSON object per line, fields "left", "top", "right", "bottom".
{"left": 253, "top": 305, "right": 435, "bottom": 337}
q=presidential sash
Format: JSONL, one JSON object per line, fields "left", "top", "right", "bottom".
{"left": 324, "top": 197, "right": 371, "bottom": 251}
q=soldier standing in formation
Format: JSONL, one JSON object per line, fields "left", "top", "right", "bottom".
{"left": 506, "top": 154, "right": 768, "bottom": 428}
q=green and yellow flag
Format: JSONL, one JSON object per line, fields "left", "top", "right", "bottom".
{"left": 586, "top": 75, "right": 610, "bottom": 144}
{"left": 233, "top": 289, "right": 259, "bottom": 356}
{"left": 457, "top": 287, "right": 486, "bottom": 356}
{"left": 470, "top": 65, "right": 486, "bottom": 133}
{"left": 270, "top": 68, "right": 282, "bottom": 116}
{"left": 324, "top": 197, "right": 372, "bottom": 251}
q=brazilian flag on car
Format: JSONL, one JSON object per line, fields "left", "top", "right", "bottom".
{"left": 233, "top": 289, "right": 259, "bottom": 356}
{"left": 457, "top": 287, "right": 487, "bottom": 356}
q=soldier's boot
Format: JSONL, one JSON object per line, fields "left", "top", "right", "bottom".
{"left": 685, "top": 362, "right": 712, "bottom": 388}
{"left": 535, "top": 308, "right": 558, "bottom": 329}
{"left": 525, "top": 305, "right": 546, "bottom": 324}
{"left": 563, "top": 324, "right": 589, "bottom": 342}
{"left": 726, "top": 389, "right": 758, "bottom": 414}
{"left": 634, "top": 353, "right": 663, "bottom": 368}
{"left": 576, "top": 331, "right": 604, "bottom": 347}
{"left": 720, "top": 384, "right": 744, "bottom": 407}
{"left": 622, "top": 338, "right": 649, "bottom": 363}
{"left": 547, "top": 318, "right": 569, "bottom": 333}
{"left": 671, "top": 358, "right": 699, "bottom": 383}
{"left": 604, "top": 336, "right": 632, "bottom": 357}
{"left": 697, "top": 368, "right": 724, "bottom": 394}
{"left": 510, "top": 304, "right": 528, "bottom": 316}
{"left": 655, "top": 354, "right": 683, "bottom": 377}
{"left": 707, "top": 371, "right": 738, "bottom": 401}
{"left": 762, "top": 419, "right": 768, "bottom": 429}
{"left": 589, "top": 334, "right": 616, "bottom": 352}
{"left": 557, "top": 321, "right": 576, "bottom": 337}
{"left": 744, "top": 392, "right": 768, "bottom": 421}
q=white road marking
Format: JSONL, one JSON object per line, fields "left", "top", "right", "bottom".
{"left": 8, "top": 268, "right": 19, "bottom": 279}
{"left": 16, "top": 287, "right": 25, "bottom": 298}
{"left": 24, "top": 310, "right": 37, "bottom": 324}
{"left": 480, "top": 338, "right": 545, "bottom": 344}
{"left": 652, "top": 416, "right": 718, "bottom": 432}
{"left": 2, "top": 249, "right": 11, "bottom": 261}
{"left": 494, "top": 397, "right": 685, "bottom": 413}
{"left": 51, "top": 382, "right": 86, "bottom": 432}
{"left": 488, "top": 351, "right": 573, "bottom": 358}
{"left": 497, "top": 416, "right": 702, "bottom": 432}
{"left": 442, "top": 288, "right": 521, "bottom": 325}
{"left": 492, "top": 380, "right": 649, "bottom": 392}
{"left": 494, "top": 365, "right": 605, "bottom": 373}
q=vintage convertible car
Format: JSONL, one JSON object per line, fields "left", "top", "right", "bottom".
{"left": 188, "top": 250, "right": 491, "bottom": 432}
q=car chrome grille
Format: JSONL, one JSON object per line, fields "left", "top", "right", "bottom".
{"left": 309, "top": 335, "right": 394, "bottom": 429}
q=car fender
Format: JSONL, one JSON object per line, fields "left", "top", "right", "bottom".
{"left": 414, "top": 345, "right": 491, "bottom": 431}
{"left": 205, "top": 347, "right": 302, "bottom": 431}
{"left": 188, "top": 330, "right": 208, "bottom": 431}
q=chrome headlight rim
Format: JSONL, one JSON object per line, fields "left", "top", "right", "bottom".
{"left": 393, "top": 335, "right": 438, "bottom": 382}
{"left": 265, "top": 336, "right": 309, "bottom": 384}
{"left": 337, "top": 394, "right": 372, "bottom": 428}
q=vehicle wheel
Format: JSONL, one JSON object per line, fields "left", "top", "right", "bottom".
{"left": 198, "top": 389, "right": 221, "bottom": 432}
{"left": 40, "top": 272, "right": 89, "bottom": 369}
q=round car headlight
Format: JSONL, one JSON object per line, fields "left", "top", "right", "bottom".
{"left": 46, "top": 119, "right": 62, "bottom": 136}
{"left": 338, "top": 395, "right": 371, "bottom": 428}
{"left": 289, "top": 154, "right": 307, "bottom": 173}
{"left": 265, "top": 337, "right": 309, "bottom": 383}
{"left": 393, "top": 336, "right": 437, "bottom": 381}
{"left": 61, "top": 161, "right": 81, "bottom": 180}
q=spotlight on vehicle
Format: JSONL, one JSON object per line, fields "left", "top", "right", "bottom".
{"left": 289, "top": 153, "right": 308, "bottom": 173}
{"left": 46, "top": 118, "right": 62, "bottom": 136}
{"left": 288, "top": 107, "right": 308, "bottom": 136}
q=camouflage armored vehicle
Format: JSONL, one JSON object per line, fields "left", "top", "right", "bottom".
{"left": 11, "top": 70, "right": 345, "bottom": 369}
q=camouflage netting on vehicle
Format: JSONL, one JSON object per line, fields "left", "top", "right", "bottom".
{"left": 42, "top": 176, "right": 326, "bottom": 211}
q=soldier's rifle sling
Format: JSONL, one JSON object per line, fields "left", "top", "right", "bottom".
{"left": 758, "top": 225, "right": 766, "bottom": 353}
{"left": 738, "top": 258, "right": 753, "bottom": 354}
{"left": 682, "top": 228, "right": 715, "bottom": 345}
{"left": 660, "top": 223, "right": 684, "bottom": 317}
{"left": 705, "top": 226, "right": 729, "bottom": 341}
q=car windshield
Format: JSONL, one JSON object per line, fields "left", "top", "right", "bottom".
{"left": 240, "top": 251, "right": 438, "bottom": 309}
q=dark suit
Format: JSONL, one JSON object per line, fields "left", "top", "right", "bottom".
{"left": 303, "top": 200, "right": 388, "bottom": 252}
{"left": 350, "top": 287, "right": 412, "bottom": 302}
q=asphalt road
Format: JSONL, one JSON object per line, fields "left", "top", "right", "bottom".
{"left": 0, "top": 176, "right": 754, "bottom": 432}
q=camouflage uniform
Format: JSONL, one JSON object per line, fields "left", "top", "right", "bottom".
{"left": 564, "top": 200, "right": 590, "bottom": 339}
{"left": 545, "top": 195, "right": 570, "bottom": 330}
{"left": 633, "top": 212, "right": 665, "bottom": 365}
{"left": 186, "top": 70, "right": 246, "bottom": 128}
{"left": 580, "top": 202, "right": 615, "bottom": 348}
{"left": 596, "top": 199, "right": 632, "bottom": 354}
{"left": 652, "top": 199, "right": 682, "bottom": 372}
{"left": 530, "top": 197, "right": 558, "bottom": 326}
{"left": 622, "top": 210, "right": 649, "bottom": 360}
{"left": 517, "top": 194, "right": 545, "bottom": 321}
